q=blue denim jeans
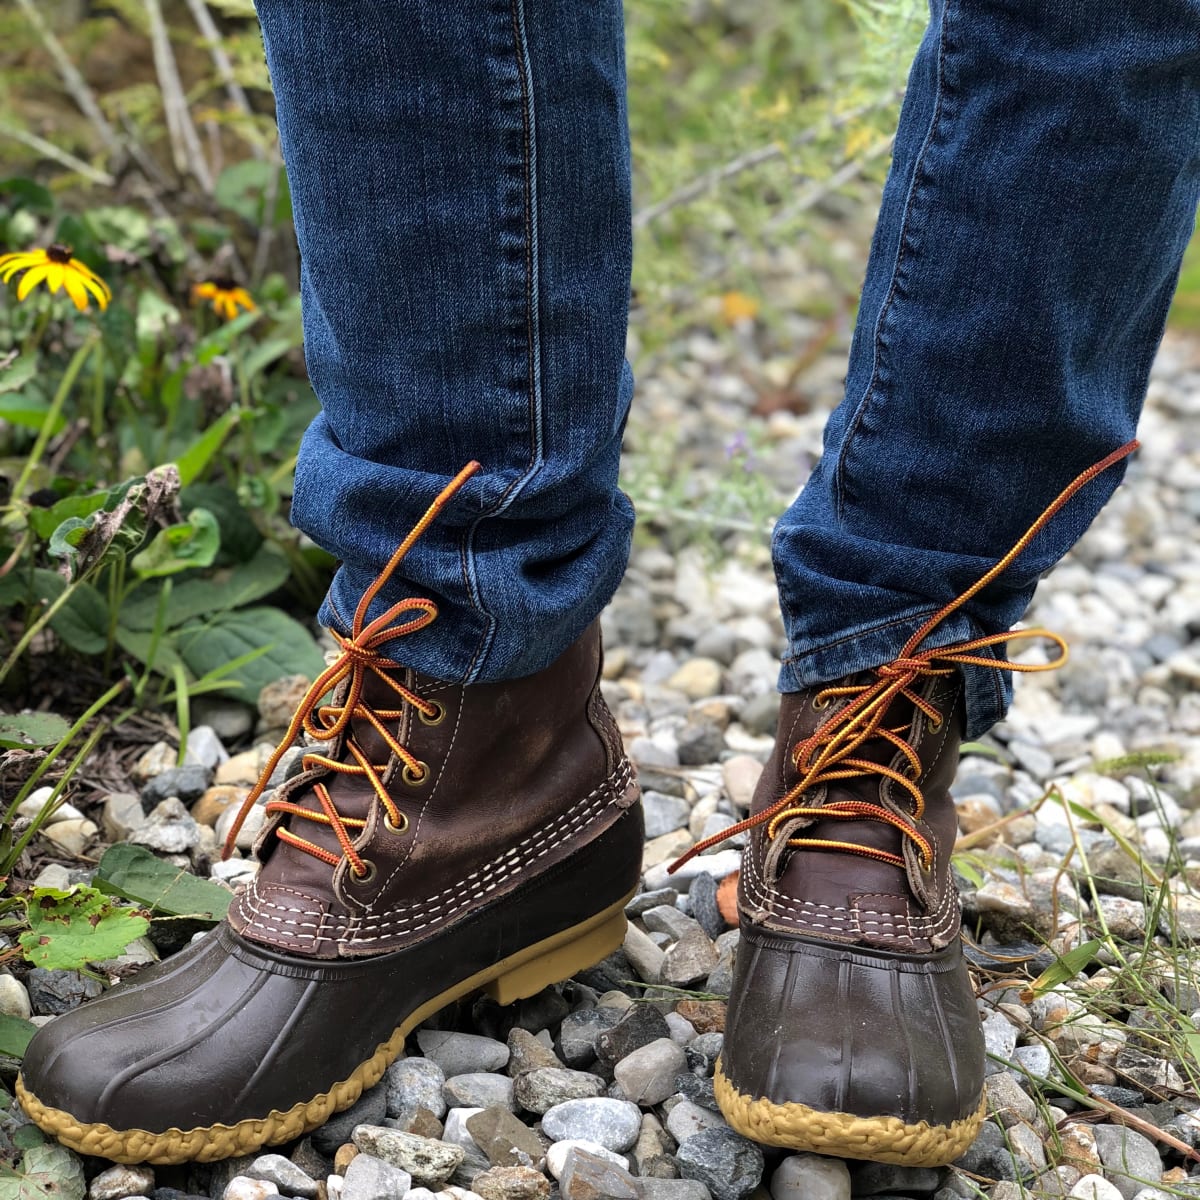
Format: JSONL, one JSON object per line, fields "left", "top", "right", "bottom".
{"left": 258, "top": 0, "right": 1200, "bottom": 739}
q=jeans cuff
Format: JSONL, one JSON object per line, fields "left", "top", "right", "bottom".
{"left": 778, "top": 606, "right": 1009, "bottom": 740}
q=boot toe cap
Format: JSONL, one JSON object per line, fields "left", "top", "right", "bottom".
{"left": 719, "top": 926, "right": 985, "bottom": 1132}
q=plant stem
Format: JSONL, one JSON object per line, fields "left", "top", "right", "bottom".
{"left": 6, "top": 725, "right": 106, "bottom": 871}
{"left": 134, "top": 577, "right": 172, "bottom": 706}
{"left": 0, "top": 583, "right": 80, "bottom": 688}
{"left": 1, "top": 678, "right": 127, "bottom": 831}
{"left": 11, "top": 335, "right": 98, "bottom": 506}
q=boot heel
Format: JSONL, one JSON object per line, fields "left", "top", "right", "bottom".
{"left": 485, "top": 905, "right": 629, "bottom": 1006}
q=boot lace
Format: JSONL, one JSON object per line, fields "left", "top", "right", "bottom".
{"left": 221, "top": 462, "right": 481, "bottom": 878}
{"left": 670, "top": 440, "right": 1138, "bottom": 876}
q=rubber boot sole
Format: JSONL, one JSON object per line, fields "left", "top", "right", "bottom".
{"left": 16, "top": 889, "right": 633, "bottom": 1165}
{"left": 713, "top": 1060, "right": 985, "bottom": 1167}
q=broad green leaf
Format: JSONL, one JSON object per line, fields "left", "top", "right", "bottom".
{"left": 95, "top": 844, "right": 231, "bottom": 921}
{"left": 0, "top": 1143, "right": 86, "bottom": 1200}
{"left": 29, "top": 570, "right": 108, "bottom": 656}
{"left": 0, "top": 1013, "right": 36, "bottom": 1058}
{"left": 0, "top": 396, "right": 62, "bottom": 435}
{"left": 0, "top": 712, "right": 70, "bottom": 749}
{"left": 175, "top": 606, "right": 323, "bottom": 705}
{"left": 1025, "top": 938, "right": 1103, "bottom": 998}
{"left": 27, "top": 490, "right": 110, "bottom": 541}
{"left": 0, "top": 355, "right": 37, "bottom": 395}
{"left": 18, "top": 887, "right": 150, "bottom": 971}
{"left": 114, "top": 625, "right": 185, "bottom": 676}
{"left": 83, "top": 205, "right": 153, "bottom": 256}
{"left": 50, "top": 467, "right": 180, "bottom": 582}
{"left": 131, "top": 508, "right": 221, "bottom": 578}
{"left": 120, "top": 546, "right": 290, "bottom": 631}
{"left": 180, "top": 482, "right": 263, "bottom": 563}
{"left": 214, "top": 160, "right": 290, "bottom": 226}
{"left": 174, "top": 409, "right": 240, "bottom": 488}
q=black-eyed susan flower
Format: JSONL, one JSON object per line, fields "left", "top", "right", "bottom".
{"left": 0, "top": 244, "right": 112, "bottom": 312}
{"left": 192, "top": 277, "right": 256, "bottom": 322}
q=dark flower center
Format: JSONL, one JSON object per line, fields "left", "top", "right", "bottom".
{"left": 211, "top": 276, "right": 239, "bottom": 292}
{"left": 46, "top": 244, "right": 73, "bottom": 264}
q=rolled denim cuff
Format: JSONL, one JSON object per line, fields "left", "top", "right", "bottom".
{"left": 778, "top": 607, "right": 1009, "bottom": 741}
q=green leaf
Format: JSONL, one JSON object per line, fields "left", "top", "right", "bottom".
{"left": 0, "top": 1012, "right": 35, "bottom": 1060}
{"left": 131, "top": 508, "right": 220, "bottom": 578}
{"left": 18, "top": 887, "right": 151, "bottom": 971}
{"left": 114, "top": 624, "right": 185, "bottom": 677}
{"left": 0, "top": 355, "right": 37, "bottom": 395}
{"left": 1026, "top": 938, "right": 1103, "bottom": 998}
{"left": 120, "top": 546, "right": 290, "bottom": 631}
{"left": 28, "top": 570, "right": 109, "bottom": 656}
{"left": 94, "top": 844, "right": 231, "bottom": 921}
{"left": 0, "top": 1013, "right": 36, "bottom": 1059}
{"left": 27, "top": 491, "right": 109, "bottom": 541}
{"left": 174, "top": 409, "right": 240, "bottom": 488}
{"left": 83, "top": 205, "right": 153, "bottom": 256}
{"left": 175, "top": 606, "right": 324, "bottom": 705}
{"left": 180, "top": 482, "right": 263, "bottom": 563}
{"left": 0, "top": 178, "right": 55, "bottom": 216}
{"left": 0, "top": 713, "right": 70, "bottom": 749}
{"left": 0, "top": 1144, "right": 86, "bottom": 1200}
{"left": 214, "top": 160, "right": 291, "bottom": 226}
{"left": 0, "top": 396, "right": 62, "bottom": 436}
{"left": 49, "top": 467, "right": 180, "bottom": 582}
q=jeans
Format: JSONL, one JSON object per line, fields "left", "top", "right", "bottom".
{"left": 257, "top": 0, "right": 1200, "bottom": 739}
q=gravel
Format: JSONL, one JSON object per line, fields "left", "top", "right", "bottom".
{"left": 17, "top": 276, "right": 1200, "bottom": 1200}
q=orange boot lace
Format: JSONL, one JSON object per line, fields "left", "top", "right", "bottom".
{"left": 670, "top": 440, "right": 1138, "bottom": 876}
{"left": 221, "top": 461, "right": 481, "bottom": 876}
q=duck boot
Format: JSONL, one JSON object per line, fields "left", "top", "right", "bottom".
{"left": 18, "top": 475, "right": 643, "bottom": 1165}
{"left": 713, "top": 669, "right": 985, "bottom": 1166}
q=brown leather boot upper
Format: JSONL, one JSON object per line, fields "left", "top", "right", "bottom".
{"left": 230, "top": 620, "right": 636, "bottom": 958}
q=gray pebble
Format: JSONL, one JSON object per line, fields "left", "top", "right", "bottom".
{"left": 558, "top": 1147, "right": 639, "bottom": 1200}
{"left": 141, "top": 765, "right": 211, "bottom": 809}
{"left": 443, "top": 1073, "right": 515, "bottom": 1112}
{"left": 245, "top": 1156, "right": 319, "bottom": 1199}
{"left": 512, "top": 1067, "right": 606, "bottom": 1114}
{"left": 340, "top": 1153, "right": 412, "bottom": 1200}
{"left": 310, "top": 1083, "right": 387, "bottom": 1155}
{"left": 676, "top": 1126, "right": 764, "bottom": 1200}
{"left": 613, "top": 1038, "right": 688, "bottom": 1106}
{"left": 541, "top": 1098, "right": 642, "bottom": 1153}
{"left": 769, "top": 1154, "right": 850, "bottom": 1200}
{"left": 417, "top": 1030, "right": 509, "bottom": 1076}
{"left": 350, "top": 1126, "right": 464, "bottom": 1188}
{"left": 89, "top": 1165, "right": 156, "bottom": 1200}
{"left": 1091, "top": 1125, "right": 1164, "bottom": 1200}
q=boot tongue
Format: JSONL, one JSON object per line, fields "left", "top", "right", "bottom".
{"left": 756, "top": 680, "right": 925, "bottom": 901}
{"left": 254, "top": 662, "right": 417, "bottom": 882}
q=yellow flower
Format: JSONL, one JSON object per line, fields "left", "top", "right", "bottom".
{"left": 0, "top": 244, "right": 112, "bottom": 312}
{"left": 192, "top": 278, "right": 256, "bottom": 322}
{"left": 720, "top": 290, "right": 760, "bottom": 325}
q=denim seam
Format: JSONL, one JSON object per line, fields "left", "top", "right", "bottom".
{"left": 833, "top": 0, "right": 956, "bottom": 521}
{"left": 458, "top": 0, "right": 546, "bottom": 683}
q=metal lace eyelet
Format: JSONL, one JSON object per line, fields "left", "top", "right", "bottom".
{"left": 811, "top": 695, "right": 829, "bottom": 711}
{"left": 383, "top": 810, "right": 409, "bottom": 835}
{"left": 402, "top": 760, "right": 430, "bottom": 787}
{"left": 418, "top": 701, "right": 446, "bottom": 727}
{"left": 928, "top": 715, "right": 943, "bottom": 732}
{"left": 350, "top": 859, "right": 377, "bottom": 885}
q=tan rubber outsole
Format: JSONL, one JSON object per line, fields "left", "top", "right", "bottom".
{"left": 713, "top": 1059, "right": 985, "bottom": 1167}
{"left": 16, "top": 890, "right": 635, "bottom": 1165}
